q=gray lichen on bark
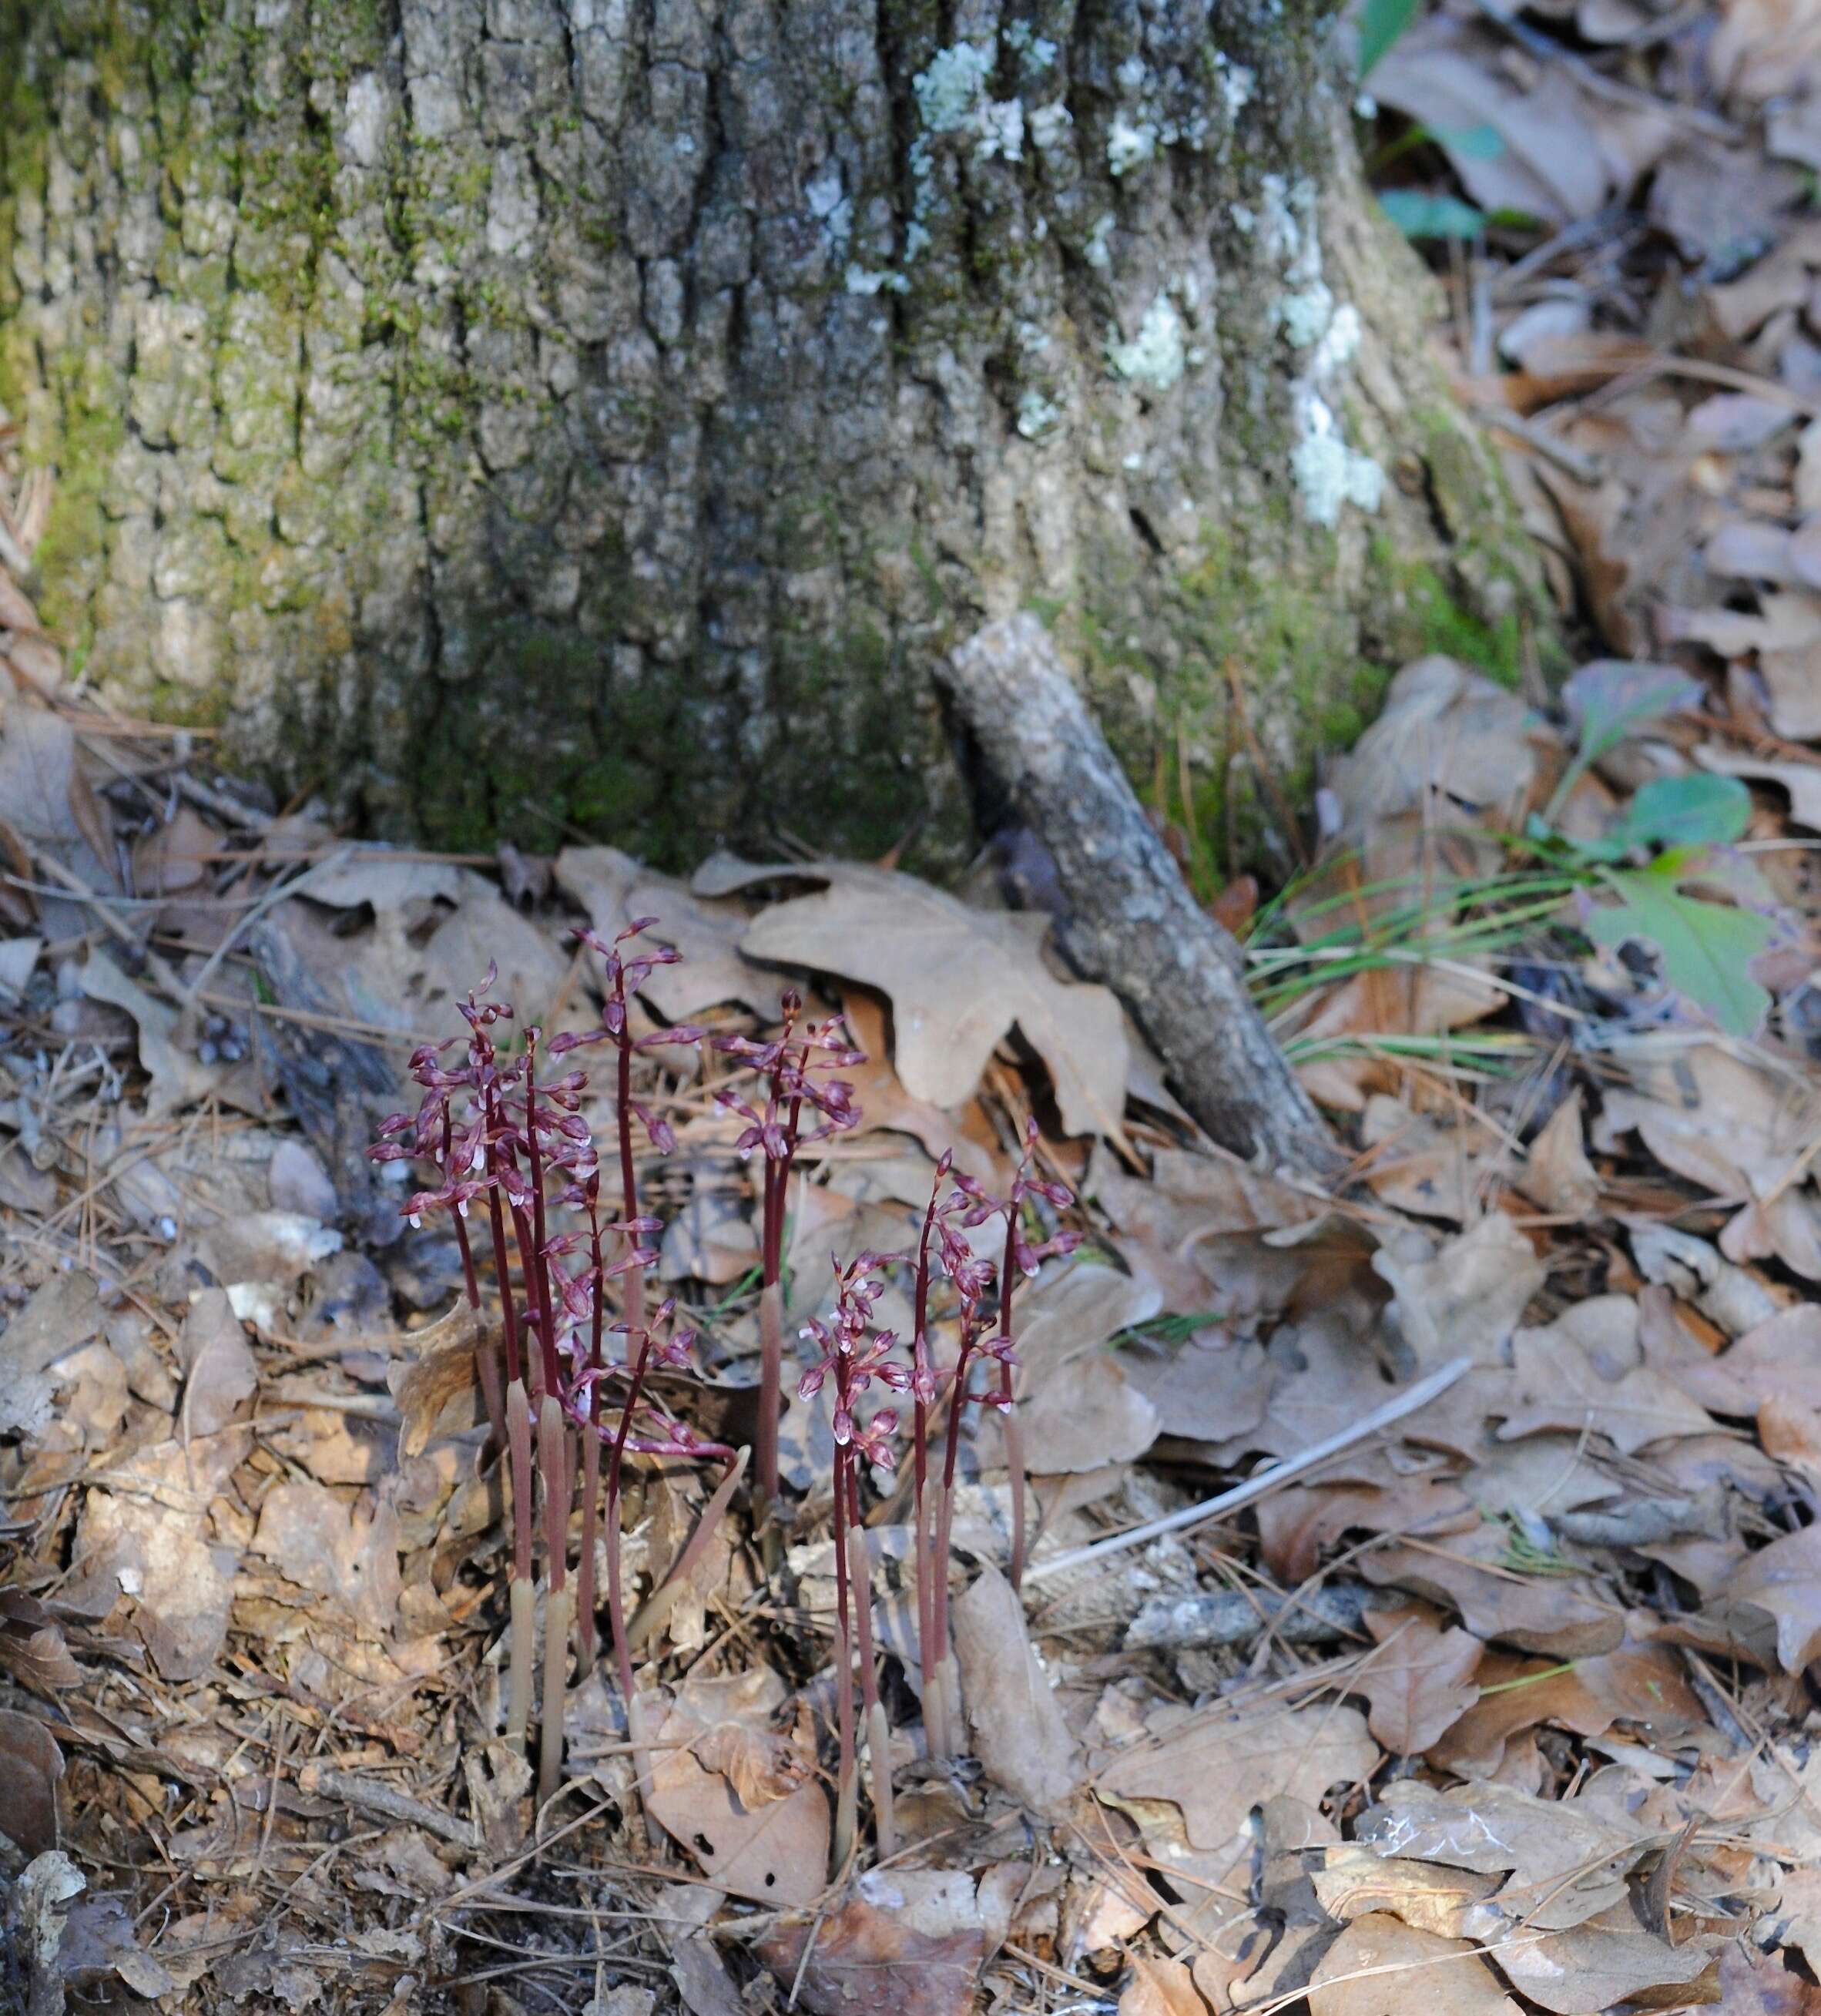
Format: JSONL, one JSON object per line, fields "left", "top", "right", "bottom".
{"left": 0, "top": 0, "right": 1541, "bottom": 867}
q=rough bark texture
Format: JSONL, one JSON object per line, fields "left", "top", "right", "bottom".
{"left": 944, "top": 612, "right": 1343, "bottom": 1176}
{"left": 0, "top": 0, "right": 1543, "bottom": 870}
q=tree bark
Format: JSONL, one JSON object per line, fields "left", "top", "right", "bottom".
{"left": 0, "top": 0, "right": 1543, "bottom": 871}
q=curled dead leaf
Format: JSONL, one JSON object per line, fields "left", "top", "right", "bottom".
{"left": 0, "top": 1592, "right": 82, "bottom": 1694}
{"left": 1309, "top": 1912, "right": 1521, "bottom": 2016}
{"left": 0, "top": 1710, "right": 62, "bottom": 1856}
{"left": 736, "top": 861, "right": 1130, "bottom": 1142}
{"left": 389, "top": 1301, "right": 489, "bottom": 1458}
{"left": 689, "top": 1722, "right": 809, "bottom": 1808}
{"left": 759, "top": 1894, "right": 984, "bottom": 2016}
{"left": 952, "top": 1566, "right": 1079, "bottom": 1819}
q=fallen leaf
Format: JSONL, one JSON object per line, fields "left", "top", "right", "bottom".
{"left": 672, "top": 1939, "right": 746, "bottom": 2016}
{"left": 1373, "top": 1216, "right": 1546, "bottom": 1371}
{"left": 1697, "top": 1522, "right": 1821, "bottom": 1673}
{"left": 1648, "top": 1304, "right": 1821, "bottom": 1417}
{"left": 0, "top": 704, "right": 90, "bottom": 850}
{"left": 1370, "top": 21, "right": 1621, "bottom": 225}
{"left": 6, "top": 1852, "right": 86, "bottom": 2016}
{"left": 176, "top": 1290, "right": 258, "bottom": 1439}
{"left": 1311, "top": 1846, "right": 1502, "bottom": 1941}
{"left": 267, "top": 1139, "right": 340, "bottom": 1220}
{"left": 556, "top": 844, "right": 788, "bottom": 1020}
{"left": 291, "top": 849, "right": 466, "bottom": 911}
{"left": 1097, "top": 1700, "right": 1378, "bottom": 1855}
{"left": 132, "top": 805, "right": 219, "bottom": 897}
{"left": 1517, "top": 1094, "right": 1601, "bottom": 1217}
{"left": 1088, "top": 1139, "right": 1332, "bottom": 1317}
{"left": 1360, "top": 1097, "right": 1495, "bottom": 1223}
{"left": 0, "top": 1710, "right": 62, "bottom": 1855}
{"left": 397, "top": 881, "right": 569, "bottom": 1028}
{"left": 0, "top": 1593, "right": 82, "bottom": 1694}
{"left": 838, "top": 991, "right": 1003, "bottom": 1185}
{"left": 1326, "top": 656, "right": 1542, "bottom": 840}
{"left": 1360, "top": 1527, "right": 1625, "bottom": 1659}
{"left": 1309, "top": 1913, "right": 1521, "bottom": 2016}
{"left": 55, "top": 1887, "right": 180, "bottom": 2001}
{"left": 253, "top": 1481, "right": 404, "bottom": 1638}
{"left": 1486, "top": 1903, "right": 1718, "bottom": 2014}
{"left": 46, "top": 1337, "right": 127, "bottom": 1447}
{"left": 389, "top": 1301, "right": 488, "bottom": 1457}
{"left": 1759, "top": 1394, "right": 1821, "bottom": 1478}
{"left": 80, "top": 951, "right": 219, "bottom": 1118}
{"left": 71, "top": 1427, "right": 252, "bottom": 1680}
{"left": 1687, "top": 392, "right": 1797, "bottom": 452}
{"left": 193, "top": 1209, "right": 343, "bottom": 1293}
{"left": 690, "top": 1722, "right": 810, "bottom": 1808}
{"left": 1235, "top": 1313, "right": 1430, "bottom": 1464}
{"left": 952, "top": 1567, "right": 1079, "bottom": 1818}
{"left": 646, "top": 1669, "right": 830, "bottom": 1906}
{"left": 1120, "top": 1952, "right": 1210, "bottom": 2016}
{"left": 1356, "top": 1780, "right": 1650, "bottom": 1930}
{"left": 1427, "top": 1642, "right": 1705, "bottom": 1779}
{"left": 1714, "top": 1943, "right": 1821, "bottom": 2015}
{"left": 737, "top": 863, "right": 1129, "bottom": 1140}
{"left": 1712, "top": 0, "right": 1821, "bottom": 100}
{"left": 0, "top": 1270, "right": 102, "bottom": 1437}
{"left": 984, "top": 1263, "right": 1160, "bottom": 1475}
{"left": 1697, "top": 746, "right": 1821, "bottom": 832}
{"left": 1495, "top": 1324, "right": 1718, "bottom": 1454}
{"left": 1256, "top": 1472, "right": 1476, "bottom": 1586}
{"left": 759, "top": 1894, "right": 983, "bottom": 2016}
{"left": 1125, "top": 1329, "right": 1273, "bottom": 1445}
{"left": 1353, "top": 1609, "right": 1483, "bottom": 1756}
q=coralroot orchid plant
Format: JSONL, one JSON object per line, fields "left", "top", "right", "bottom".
{"left": 800, "top": 1253, "right": 909, "bottom": 1867}
{"left": 713, "top": 995, "right": 863, "bottom": 1525}
{"left": 371, "top": 935, "right": 733, "bottom": 1807}
{"left": 375, "top": 919, "right": 1082, "bottom": 1872}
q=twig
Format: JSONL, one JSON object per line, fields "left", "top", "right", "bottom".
{"left": 297, "top": 1763, "right": 479, "bottom": 1849}
{"left": 173, "top": 770, "right": 275, "bottom": 831}
{"left": 1474, "top": 405, "right": 1605, "bottom": 486}
{"left": 1470, "top": 0, "right": 1742, "bottom": 143}
{"left": 940, "top": 614, "right": 1344, "bottom": 1179}
{"left": 1025, "top": 1355, "right": 1474, "bottom": 1582}
{"left": 1125, "top": 1580, "right": 1373, "bottom": 1651}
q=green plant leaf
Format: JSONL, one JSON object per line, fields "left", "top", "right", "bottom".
{"left": 1380, "top": 190, "right": 1487, "bottom": 240}
{"left": 1426, "top": 120, "right": 1506, "bottom": 159}
{"left": 1610, "top": 773, "right": 1751, "bottom": 852}
{"left": 1543, "top": 661, "right": 1707, "bottom": 824}
{"left": 1564, "top": 662, "right": 1704, "bottom": 768}
{"left": 1586, "top": 850, "right": 1775, "bottom": 1037}
{"left": 1359, "top": 0, "right": 1420, "bottom": 76}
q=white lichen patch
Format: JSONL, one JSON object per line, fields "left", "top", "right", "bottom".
{"left": 1310, "top": 301, "right": 1363, "bottom": 379}
{"left": 1215, "top": 52, "right": 1256, "bottom": 117}
{"left": 805, "top": 163, "right": 852, "bottom": 259}
{"left": 1108, "top": 293, "right": 1188, "bottom": 390}
{"left": 1107, "top": 111, "right": 1157, "bottom": 177}
{"left": 1028, "top": 100, "right": 1072, "bottom": 151}
{"left": 913, "top": 42, "right": 994, "bottom": 133}
{"left": 1017, "top": 387, "right": 1064, "bottom": 440}
{"left": 1291, "top": 391, "right": 1384, "bottom": 527}
{"left": 844, "top": 263, "right": 908, "bottom": 295}
{"left": 975, "top": 97, "right": 1025, "bottom": 163}
{"left": 1005, "top": 20, "right": 1058, "bottom": 72}
{"left": 1084, "top": 212, "right": 1116, "bottom": 270}
{"left": 1279, "top": 280, "right": 1334, "bottom": 350}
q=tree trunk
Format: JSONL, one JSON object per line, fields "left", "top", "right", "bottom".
{"left": 0, "top": 0, "right": 1542, "bottom": 872}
